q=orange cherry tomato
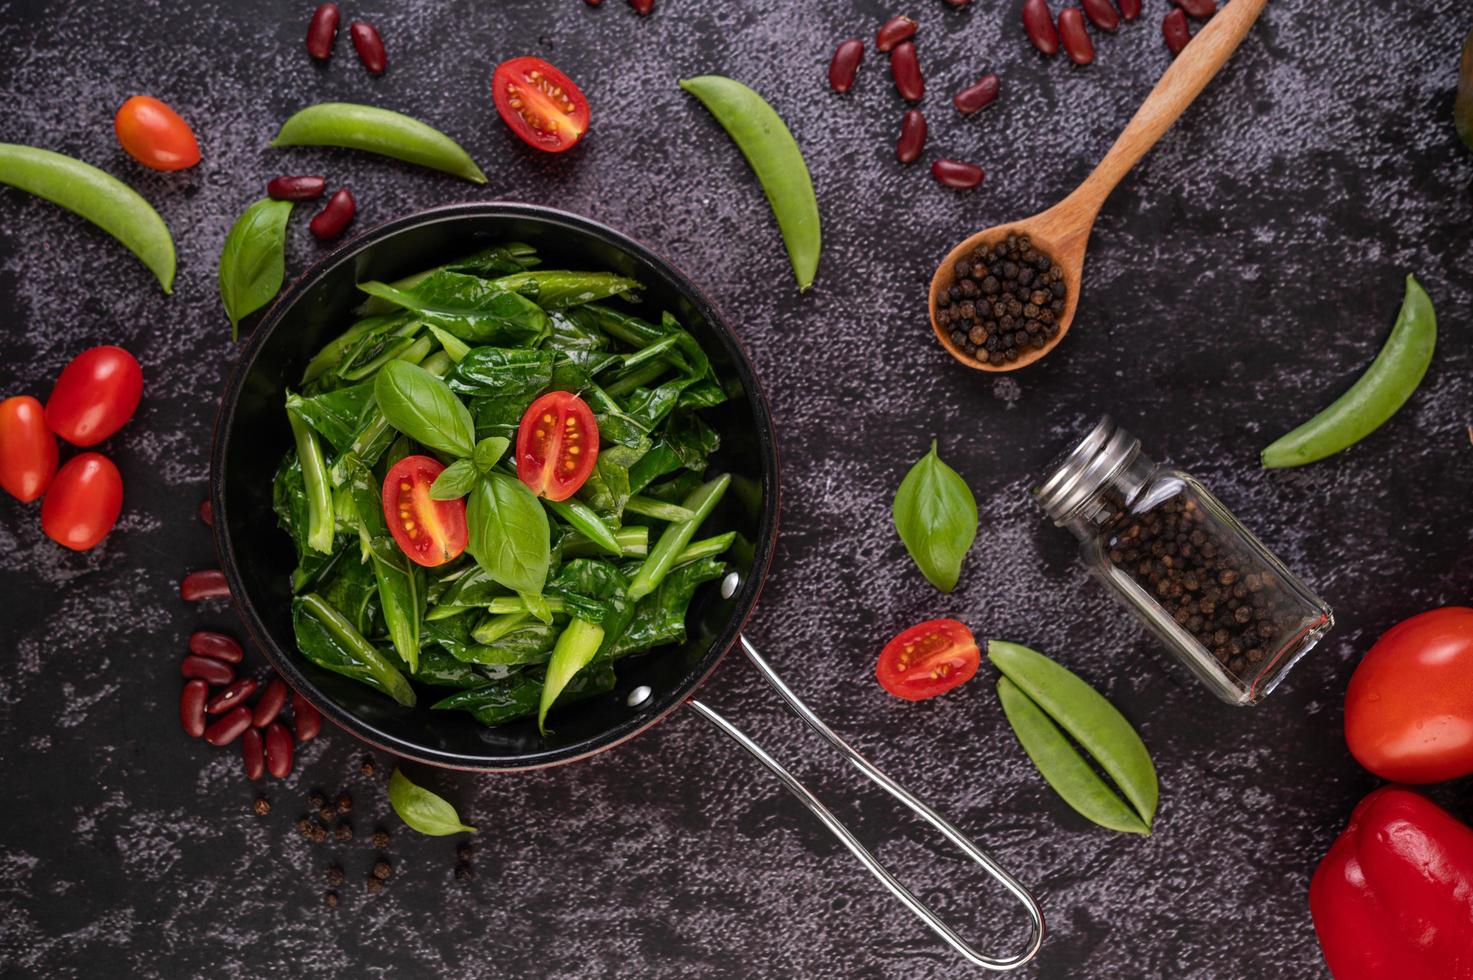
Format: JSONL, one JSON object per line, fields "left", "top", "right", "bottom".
{"left": 41, "top": 452, "right": 123, "bottom": 551}
{"left": 0, "top": 396, "right": 58, "bottom": 502}
{"left": 45, "top": 345, "right": 143, "bottom": 447}
{"left": 492, "top": 57, "right": 591, "bottom": 153}
{"left": 114, "top": 96, "right": 201, "bottom": 171}
{"left": 876, "top": 619, "right": 980, "bottom": 701}
{"left": 516, "top": 391, "right": 599, "bottom": 501}
{"left": 382, "top": 455, "right": 468, "bottom": 568}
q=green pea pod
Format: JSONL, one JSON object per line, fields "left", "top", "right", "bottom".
{"left": 271, "top": 103, "right": 488, "bottom": 184}
{"left": 627, "top": 474, "right": 731, "bottom": 601}
{"left": 0, "top": 143, "right": 175, "bottom": 293}
{"left": 678, "top": 76, "right": 820, "bottom": 291}
{"left": 545, "top": 498, "right": 622, "bottom": 556}
{"left": 988, "top": 640, "right": 1157, "bottom": 831}
{"left": 539, "top": 618, "right": 605, "bottom": 734}
{"left": 1261, "top": 275, "right": 1436, "bottom": 468}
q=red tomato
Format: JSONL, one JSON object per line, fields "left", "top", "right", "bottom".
{"left": 516, "top": 391, "right": 599, "bottom": 501}
{"left": 1345, "top": 607, "right": 1473, "bottom": 783}
{"left": 45, "top": 345, "right": 143, "bottom": 447}
{"left": 0, "top": 396, "right": 58, "bottom": 502}
{"left": 382, "top": 455, "right": 468, "bottom": 568}
{"left": 114, "top": 96, "right": 201, "bottom": 171}
{"left": 41, "top": 452, "right": 123, "bottom": 551}
{"left": 876, "top": 619, "right": 980, "bottom": 701}
{"left": 492, "top": 57, "right": 591, "bottom": 153}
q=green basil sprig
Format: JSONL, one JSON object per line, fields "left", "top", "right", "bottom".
{"left": 466, "top": 471, "right": 550, "bottom": 596}
{"left": 373, "top": 359, "right": 476, "bottom": 458}
{"left": 387, "top": 766, "right": 477, "bottom": 836}
{"left": 892, "top": 440, "right": 978, "bottom": 593}
{"left": 219, "top": 198, "right": 294, "bottom": 341}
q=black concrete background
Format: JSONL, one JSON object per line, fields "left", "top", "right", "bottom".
{"left": 1, "top": 1, "right": 1470, "bottom": 977}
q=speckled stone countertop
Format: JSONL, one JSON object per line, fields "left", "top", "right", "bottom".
{"left": 1, "top": 1, "right": 1470, "bottom": 977}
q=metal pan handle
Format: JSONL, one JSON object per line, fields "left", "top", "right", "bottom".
{"left": 687, "top": 635, "right": 1046, "bottom": 972}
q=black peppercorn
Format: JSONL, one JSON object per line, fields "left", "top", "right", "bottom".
{"left": 326, "top": 866, "right": 345, "bottom": 887}
{"left": 336, "top": 792, "right": 352, "bottom": 814}
{"left": 253, "top": 797, "right": 271, "bottom": 817}
{"left": 324, "top": 891, "right": 339, "bottom": 909}
{"left": 360, "top": 756, "right": 376, "bottom": 778}
{"left": 454, "top": 863, "right": 475, "bottom": 882}
{"left": 372, "top": 830, "right": 390, "bottom": 849}
{"left": 335, "top": 822, "right": 353, "bottom": 842}
{"left": 373, "top": 861, "right": 392, "bottom": 881}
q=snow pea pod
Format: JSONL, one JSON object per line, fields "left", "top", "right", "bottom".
{"left": 988, "top": 640, "right": 1157, "bottom": 831}
{"left": 627, "top": 474, "right": 731, "bottom": 601}
{"left": 1261, "top": 275, "right": 1436, "bottom": 469}
{"left": 0, "top": 143, "right": 175, "bottom": 292}
{"left": 270, "top": 103, "right": 488, "bottom": 184}
{"left": 678, "top": 76, "right": 820, "bottom": 291}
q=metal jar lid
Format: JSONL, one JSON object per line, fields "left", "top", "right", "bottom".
{"left": 1033, "top": 416, "right": 1142, "bottom": 526}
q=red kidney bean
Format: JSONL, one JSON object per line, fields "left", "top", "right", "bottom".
{"left": 953, "top": 74, "right": 999, "bottom": 114}
{"left": 241, "top": 728, "right": 265, "bottom": 779}
{"left": 1022, "top": 0, "right": 1059, "bottom": 56}
{"left": 207, "top": 677, "right": 258, "bottom": 715}
{"left": 1057, "top": 8, "right": 1095, "bottom": 65}
{"left": 181, "top": 569, "right": 230, "bottom": 601}
{"left": 586, "top": 0, "right": 603, "bottom": 4}
{"left": 1172, "top": 0, "right": 1215, "bottom": 17}
{"left": 875, "top": 16, "right": 917, "bottom": 53}
{"left": 293, "top": 692, "right": 323, "bottom": 742}
{"left": 889, "top": 41, "right": 924, "bottom": 102}
{"left": 630, "top": 0, "right": 654, "bottom": 14}
{"left": 1081, "top": 0, "right": 1119, "bottom": 31}
{"left": 1116, "top": 0, "right": 1141, "bottom": 21}
{"left": 267, "top": 175, "right": 326, "bottom": 201}
{"left": 1162, "top": 9, "right": 1191, "bottom": 56}
{"left": 309, "top": 188, "right": 356, "bottom": 242}
{"left": 198, "top": 499, "right": 212, "bottom": 526}
{"left": 204, "top": 706, "right": 253, "bottom": 747}
{"left": 931, "top": 158, "right": 984, "bottom": 189}
{"left": 349, "top": 21, "right": 386, "bottom": 75}
{"left": 180, "top": 679, "right": 208, "bottom": 738}
{"left": 181, "top": 655, "right": 235, "bottom": 687}
{"left": 828, "top": 39, "right": 864, "bottom": 93}
{"left": 265, "top": 723, "right": 295, "bottom": 778}
{"left": 253, "top": 677, "right": 289, "bottom": 728}
{"left": 896, "top": 109, "right": 927, "bottom": 164}
{"left": 189, "top": 630, "right": 243, "bottom": 664}
{"left": 306, "top": 3, "right": 339, "bottom": 61}
{"left": 943, "top": 0, "right": 971, "bottom": 5}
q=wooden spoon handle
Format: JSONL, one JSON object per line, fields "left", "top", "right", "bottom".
{"left": 1071, "top": 0, "right": 1270, "bottom": 209}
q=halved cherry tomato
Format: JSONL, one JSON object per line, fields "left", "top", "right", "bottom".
{"left": 876, "top": 619, "right": 980, "bottom": 701}
{"left": 516, "top": 391, "right": 599, "bottom": 501}
{"left": 41, "top": 452, "right": 123, "bottom": 551}
{"left": 382, "top": 455, "right": 468, "bottom": 568}
{"left": 492, "top": 57, "right": 591, "bottom": 153}
{"left": 45, "top": 345, "right": 143, "bottom": 447}
{"left": 114, "top": 96, "right": 201, "bottom": 172}
{"left": 0, "top": 396, "right": 58, "bottom": 502}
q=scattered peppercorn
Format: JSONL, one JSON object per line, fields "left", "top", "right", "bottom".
{"left": 366, "top": 877, "right": 384, "bottom": 895}
{"left": 372, "top": 861, "right": 392, "bottom": 881}
{"left": 372, "top": 830, "right": 390, "bottom": 849}
{"left": 296, "top": 817, "right": 313, "bottom": 839}
{"left": 336, "top": 792, "right": 352, "bottom": 814}
{"left": 359, "top": 756, "right": 376, "bottom": 777}
{"left": 456, "top": 843, "right": 474, "bottom": 862}
{"left": 325, "top": 865, "right": 345, "bottom": 886}
{"left": 454, "top": 862, "right": 475, "bottom": 882}
{"left": 335, "top": 822, "right": 354, "bottom": 842}
{"left": 934, "top": 233, "right": 1066, "bottom": 366}
{"left": 253, "top": 796, "right": 271, "bottom": 817}
{"left": 309, "top": 792, "right": 327, "bottom": 809}
{"left": 310, "top": 822, "right": 329, "bottom": 844}
{"left": 319, "top": 807, "right": 336, "bottom": 822}
{"left": 324, "top": 891, "right": 339, "bottom": 908}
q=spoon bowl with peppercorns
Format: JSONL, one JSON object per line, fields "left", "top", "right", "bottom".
{"left": 927, "top": 0, "right": 1269, "bottom": 372}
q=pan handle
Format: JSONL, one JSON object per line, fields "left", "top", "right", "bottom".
{"left": 687, "top": 635, "right": 1046, "bottom": 972}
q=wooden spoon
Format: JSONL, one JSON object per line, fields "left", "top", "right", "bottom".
{"left": 929, "top": 0, "right": 1271, "bottom": 372}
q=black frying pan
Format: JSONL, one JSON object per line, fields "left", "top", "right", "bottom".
{"left": 210, "top": 203, "right": 1043, "bottom": 970}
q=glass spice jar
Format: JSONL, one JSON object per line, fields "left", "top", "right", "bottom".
{"left": 1034, "top": 417, "right": 1333, "bottom": 706}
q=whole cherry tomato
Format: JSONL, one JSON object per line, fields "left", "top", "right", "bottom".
{"left": 876, "top": 618, "right": 980, "bottom": 701}
{"left": 41, "top": 453, "right": 123, "bottom": 551}
{"left": 45, "top": 345, "right": 143, "bottom": 446}
{"left": 516, "top": 391, "right": 599, "bottom": 501}
{"left": 492, "top": 57, "right": 591, "bottom": 153}
{"left": 1345, "top": 606, "right": 1473, "bottom": 783}
{"left": 382, "top": 455, "right": 468, "bottom": 567}
{"left": 114, "top": 96, "right": 201, "bottom": 171}
{"left": 0, "top": 396, "right": 58, "bottom": 502}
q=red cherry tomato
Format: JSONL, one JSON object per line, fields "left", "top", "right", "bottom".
{"left": 0, "top": 396, "right": 58, "bottom": 502}
{"left": 45, "top": 345, "right": 143, "bottom": 447}
{"left": 382, "top": 455, "right": 468, "bottom": 568}
{"left": 492, "top": 57, "right": 591, "bottom": 153}
{"left": 516, "top": 391, "right": 599, "bottom": 501}
{"left": 41, "top": 453, "right": 123, "bottom": 551}
{"left": 1345, "top": 607, "right": 1473, "bottom": 783}
{"left": 114, "top": 96, "right": 201, "bottom": 171}
{"left": 876, "top": 619, "right": 980, "bottom": 701}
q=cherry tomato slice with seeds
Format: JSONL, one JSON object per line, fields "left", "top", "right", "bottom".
{"left": 876, "top": 619, "right": 980, "bottom": 701}
{"left": 0, "top": 396, "right": 58, "bottom": 502}
{"left": 492, "top": 56, "right": 590, "bottom": 153}
{"left": 382, "top": 455, "right": 468, "bottom": 568}
{"left": 45, "top": 345, "right": 143, "bottom": 447}
{"left": 114, "top": 96, "right": 201, "bottom": 172}
{"left": 516, "top": 391, "right": 599, "bottom": 502}
{"left": 41, "top": 452, "right": 123, "bottom": 551}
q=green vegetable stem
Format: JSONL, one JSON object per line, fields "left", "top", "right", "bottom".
{"left": 628, "top": 474, "right": 731, "bottom": 600}
{"left": 271, "top": 103, "right": 488, "bottom": 184}
{"left": 892, "top": 440, "right": 978, "bottom": 593}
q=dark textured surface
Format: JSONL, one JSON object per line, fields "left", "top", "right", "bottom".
{"left": 1, "top": 1, "right": 1470, "bottom": 977}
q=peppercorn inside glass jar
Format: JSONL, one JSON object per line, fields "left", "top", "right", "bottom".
{"left": 1034, "top": 417, "right": 1333, "bottom": 706}
{"left": 934, "top": 234, "right": 1066, "bottom": 367}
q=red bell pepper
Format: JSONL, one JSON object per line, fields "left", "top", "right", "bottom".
{"left": 1310, "top": 787, "right": 1473, "bottom": 980}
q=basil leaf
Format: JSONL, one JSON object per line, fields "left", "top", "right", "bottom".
{"left": 374, "top": 359, "right": 476, "bottom": 458}
{"left": 430, "top": 459, "right": 479, "bottom": 500}
{"left": 466, "top": 472, "right": 550, "bottom": 596}
{"left": 388, "top": 767, "right": 476, "bottom": 836}
{"left": 892, "top": 440, "right": 978, "bottom": 593}
{"left": 472, "top": 436, "right": 510, "bottom": 473}
{"left": 218, "top": 198, "right": 293, "bottom": 341}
